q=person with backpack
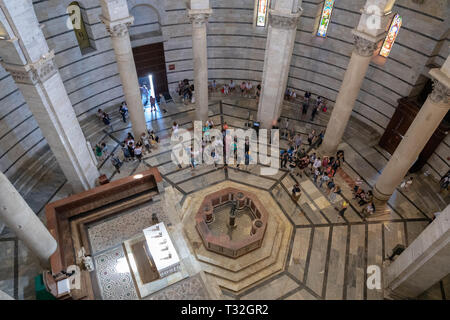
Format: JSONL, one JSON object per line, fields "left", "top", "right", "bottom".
{"left": 110, "top": 152, "right": 122, "bottom": 174}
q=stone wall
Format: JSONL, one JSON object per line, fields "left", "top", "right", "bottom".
{"left": 0, "top": 0, "right": 448, "bottom": 182}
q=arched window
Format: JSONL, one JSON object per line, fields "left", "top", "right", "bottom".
{"left": 255, "top": 0, "right": 270, "bottom": 27}
{"left": 67, "top": 2, "right": 92, "bottom": 53}
{"left": 379, "top": 13, "right": 402, "bottom": 58}
{"left": 316, "top": 0, "right": 335, "bottom": 37}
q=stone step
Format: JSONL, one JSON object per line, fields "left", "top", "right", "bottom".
{"left": 12, "top": 146, "right": 53, "bottom": 192}
{"left": 212, "top": 221, "right": 292, "bottom": 294}
{"left": 199, "top": 222, "right": 285, "bottom": 283}
{"left": 195, "top": 212, "right": 282, "bottom": 272}
{"left": 19, "top": 157, "right": 59, "bottom": 197}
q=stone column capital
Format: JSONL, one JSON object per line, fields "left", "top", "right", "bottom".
{"left": 100, "top": 15, "right": 134, "bottom": 37}
{"left": 353, "top": 34, "right": 378, "bottom": 57}
{"left": 429, "top": 68, "right": 450, "bottom": 105}
{"left": 187, "top": 9, "right": 212, "bottom": 26}
{"left": 1, "top": 51, "right": 57, "bottom": 85}
{"left": 268, "top": 9, "right": 302, "bottom": 30}
{"left": 429, "top": 79, "right": 450, "bottom": 105}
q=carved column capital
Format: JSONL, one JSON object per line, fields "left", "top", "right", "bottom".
{"left": 188, "top": 9, "right": 212, "bottom": 27}
{"left": 429, "top": 79, "right": 450, "bottom": 104}
{"left": 353, "top": 34, "right": 378, "bottom": 57}
{"left": 268, "top": 10, "right": 302, "bottom": 30}
{"left": 100, "top": 16, "right": 134, "bottom": 38}
{"left": 2, "top": 51, "right": 57, "bottom": 85}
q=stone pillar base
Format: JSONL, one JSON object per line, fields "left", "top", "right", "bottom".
{"left": 372, "top": 185, "right": 392, "bottom": 215}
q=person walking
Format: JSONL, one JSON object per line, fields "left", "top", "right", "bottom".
{"left": 110, "top": 152, "right": 122, "bottom": 174}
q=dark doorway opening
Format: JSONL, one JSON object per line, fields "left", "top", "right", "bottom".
{"left": 132, "top": 43, "right": 169, "bottom": 100}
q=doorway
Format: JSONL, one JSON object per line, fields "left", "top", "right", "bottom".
{"left": 132, "top": 42, "right": 169, "bottom": 99}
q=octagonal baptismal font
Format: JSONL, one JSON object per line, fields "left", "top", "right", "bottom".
{"left": 182, "top": 181, "right": 293, "bottom": 294}
{"left": 195, "top": 188, "right": 268, "bottom": 258}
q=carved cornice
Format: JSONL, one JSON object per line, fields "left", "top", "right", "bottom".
{"left": 268, "top": 10, "right": 302, "bottom": 30}
{"left": 2, "top": 51, "right": 57, "bottom": 85}
{"left": 188, "top": 9, "right": 212, "bottom": 26}
{"left": 430, "top": 79, "right": 449, "bottom": 104}
{"left": 353, "top": 34, "right": 378, "bottom": 57}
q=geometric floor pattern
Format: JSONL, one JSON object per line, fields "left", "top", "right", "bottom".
{"left": 1, "top": 94, "right": 448, "bottom": 299}
{"left": 93, "top": 245, "right": 138, "bottom": 300}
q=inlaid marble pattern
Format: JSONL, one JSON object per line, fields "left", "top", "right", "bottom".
{"left": 88, "top": 201, "right": 171, "bottom": 254}
{"left": 2, "top": 97, "right": 448, "bottom": 300}
{"left": 145, "top": 273, "right": 210, "bottom": 300}
{"left": 94, "top": 246, "right": 138, "bottom": 300}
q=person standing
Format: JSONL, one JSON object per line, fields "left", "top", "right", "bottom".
{"left": 159, "top": 93, "right": 168, "bottom": 114}
{"left": 315, "top": 130, "right": 325, "bottom": 148}
{"left": 134, "top": 142, "right": 143, "bottom": 162}
{"left": 281, "top": 151, "right": 289, "bottom": 169}
{"left": 307, "top": 129, "right": 315, "bottom": 146}
{"left": 97, "top": 109, "right": 104, "bottom": 123}
{"left": 229, "top": 80, "right": 235, "bottom": 92}
{"left": 319, "top": 171, "right": 330, "bottom": 188}
{"left": 102, "top": 112, "right": 113, "bottom": 130}
{"left": 150, "top": 96, "right": 156, "bottom": 111}
{"left": 121, "top": 142, "right": 131, "bottom": 162}
{"left": 310, "top": 104, "right": 319, "bottom": 122}
{"left": 338, "top": 200, "right": 349, "bottom": 218}
{"left": 283, "top": 118, "right": 290, "bottom": 138}
{"left": 119, "top": 102, "right": 128, "bottom": 123}
{"left": 302, "top": 100, "right": 309, "bottom": 117}
{"left": 128, "top": 141, "right": 135, "bottom": 160}
{"left": 140, "top": 84, "right": 149, "bottom": 106}
{"left": 110, "top": 152, "right": 122, "bottom": 174}
{"left": 292, "top": 183, "right": 302, "bottom": 202}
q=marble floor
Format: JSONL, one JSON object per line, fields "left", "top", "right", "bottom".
{"left": 0, "top": 94, "right": 448, "bottom": 300}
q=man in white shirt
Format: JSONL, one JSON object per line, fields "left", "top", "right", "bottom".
{"left": 229, "top": 80, "right": 235, "bottom": 91}
{"left": 313, "top": 157, "right": 322, "bottom": 171}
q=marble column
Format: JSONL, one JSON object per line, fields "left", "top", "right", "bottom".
{"left": 320, "top": 0, "right": 395, "bottom": 156}
{"left": 320, "top": 35, "right": 377, "bottom": 155}
{"left": 257, "top": 1, "right": 302, "bottom": 129}
{"left": 373, "top": 57, "right": 450, "bottom": 209}
{"left": 188, "top": 1, "right": 212, "bottom": 122}
{"left": 99, "top": 0, "right": 147, "bottom": 138}
{"left": 384, "top": 204, "right": 450, "bottom": 299}
{"left": 0, "top": 171, "right": 57, "bottom": 268}
{"left": 0, "top": 0, "right": 99, "bottom": 193}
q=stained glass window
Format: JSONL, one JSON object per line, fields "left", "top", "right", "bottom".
{"left": 379, "top": 13, "right": 402, "bottom": 58}
{"left": 256, "top": 0, "right": 269, "bottom": 27}
{"left": 317, "top": 0, "right": 335, "bottom": 37}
